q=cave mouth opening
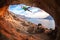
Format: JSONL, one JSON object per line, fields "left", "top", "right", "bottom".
{"left": 8, "top": 4, "right": 55, "bottom": 30}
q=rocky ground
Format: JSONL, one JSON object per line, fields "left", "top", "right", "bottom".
{"left": 0, "top": 11, "right": 51, "bottom": 40}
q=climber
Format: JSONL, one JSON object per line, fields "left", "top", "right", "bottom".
{"left": 22, "top": 5, "right": 32, "bottom": 12}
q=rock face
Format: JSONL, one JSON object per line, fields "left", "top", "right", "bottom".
{"left": 5, "top": 11, "right": 39, "bottom": 33}
{"left": 0, "top": 0, "right": 60, "bottom": 40}
{"left": 0, "top": 11, "right": 50, "bottom": 40}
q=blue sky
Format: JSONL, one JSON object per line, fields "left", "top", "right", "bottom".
{"left": 8, "top": 4, "right": 49, "bottom": 18}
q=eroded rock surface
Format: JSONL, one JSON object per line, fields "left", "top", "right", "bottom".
{"left": 0, "top": 11, "right": 50, "bottom": 40}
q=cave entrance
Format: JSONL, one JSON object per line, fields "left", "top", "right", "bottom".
{"left": 8, "top": 4, "right": 55, "bottom": 30}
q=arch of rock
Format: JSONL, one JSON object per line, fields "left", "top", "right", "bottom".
{"left": 0, "top": 0, "right": 60, "bottom": 40}
{"left": 12, "top": 0, "right": 60, "bottom": 40}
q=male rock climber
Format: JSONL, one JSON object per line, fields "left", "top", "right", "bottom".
{"left": 22, "top": 5, "right": 32, "bottom": 12}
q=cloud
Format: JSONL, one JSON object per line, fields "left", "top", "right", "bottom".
{"left": 24, "top": 10, "right": 49, "bottom": 18}
{"left": 9, "top": 4, "right": 49, "bottom": 18}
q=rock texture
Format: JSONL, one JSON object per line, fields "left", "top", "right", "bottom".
{"left": 0, "top": 0, "right": 60, "bottom": 40}
{"left": 0, "top": 10, "right": 50, "bottom": 40}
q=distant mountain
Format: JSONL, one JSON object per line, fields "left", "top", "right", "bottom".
{"left": 17, "top": 14, "right": 54, "bottom": 20}
{"left": 44, "top": 16, "right": 54, "bottom": 20}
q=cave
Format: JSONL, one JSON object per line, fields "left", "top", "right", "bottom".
{"left": 11, "top": 0, "right": 60, "bottom": 40}
{"left": 0, "top": 0, "right": 60, "bottom": 40}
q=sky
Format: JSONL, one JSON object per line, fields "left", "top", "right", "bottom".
{"left": 8, "top": 4, "right": 49, "bottom": 18}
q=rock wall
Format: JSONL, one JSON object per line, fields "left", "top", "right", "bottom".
{"left": 0, "top": 0, "right": 60, "bottom": 40}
